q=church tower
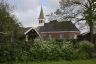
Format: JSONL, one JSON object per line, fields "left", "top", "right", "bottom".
{"left": 38, "top": 7, "right": 45, "bottom": 26}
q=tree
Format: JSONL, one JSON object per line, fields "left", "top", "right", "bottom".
{"left": 55, "top": 0, "right": 96, "bottom": 43}
{"left": 80, "top": 0, "right": 96, "bottom": 43}
{"left": 0, "top": 0, "right": 23, "bottom": 42}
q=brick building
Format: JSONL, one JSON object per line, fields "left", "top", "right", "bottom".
{"left": 24, "top": 7, "right": 80, "bottom": 41}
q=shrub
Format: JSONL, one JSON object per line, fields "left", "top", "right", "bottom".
{"left": 0, "top": 41, "right": 34, "bottom": 62}
{"left": 78, "top": 41, "right": 94, "bottom": 59}
{"left": 79, "top": 41, "right": 94, "bottom": 52}
{"left": 30, "top": 40, "right": 79, "bottom": 61}
{"left": 0, "top": 42, "right": 17, "bottom": 62}
{"left": 78, "top": 52, "right": 90, "bottom": 59}
{"left": 0, "top": 40, "right": 94, "bottom": 62}
{"left": 30, "top": 39, "right": 60, "bottom": 61}
{"left": 61, "top": 41, "right": 78, "bottom": 60}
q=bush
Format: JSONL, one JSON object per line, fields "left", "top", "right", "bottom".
{"left": 0, "top": 42, "right": 18, "bottom": 62}
{"left": 30, "top": 40, "right": 79, "bottom": 61}
{"left": 78, "top": 41, "right": 94, "bottom": 59}
{"left": 61, "top": 41, "right": 78, "bottom": 60}
{"left": 79, "top": 41, "right": 94, "bottom": 52}
{"left": 78, "top": 52, "right": 90, "bottom": 59}
{"left": 0, "top": 40, "right": 94, "bottom": 62}
{"left": 30, "top": 39, "right": 60, "bottom": 61}
{"left": 0, "top": 40, "right": 34, "bottom": 62}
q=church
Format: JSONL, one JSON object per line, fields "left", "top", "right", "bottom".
{"left": 24, "top": 7, "right": 80, "bottom": 41}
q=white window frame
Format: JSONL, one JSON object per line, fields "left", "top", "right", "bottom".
{"left": 60, "top": 34, "right": 63, "bottom": 39}
{"left": 49, "top": 34, "right": 52, "bottom": 39}
{"left": 74, "top": 34, "right": 77, "bottom": 39}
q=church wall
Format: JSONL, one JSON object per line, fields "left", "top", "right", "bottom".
{"left": 41, "top": 32, "right": 80, "bottom": 39}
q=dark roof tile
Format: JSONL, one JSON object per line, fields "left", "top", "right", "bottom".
{"left": 40, "top": 20, "right": 79, "bottom": 32}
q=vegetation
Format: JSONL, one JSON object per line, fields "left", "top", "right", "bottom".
{"left": 0, "top": 0, "right": 23, "bottom": 42}
{"left": 0, "top": 0, "right": 96, "bottom": 64}
{"left": 53, "top": 0, "right": 96, "bottom": 43}
{"left": 2, "top": 59, "right": 96, "bottom": 64}
{"left": 0, "top": 39, "right": 95, "bottom": 63}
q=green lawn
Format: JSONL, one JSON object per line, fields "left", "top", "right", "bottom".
{"left": 3, "top": 59, "right": 95, "bottom": 64}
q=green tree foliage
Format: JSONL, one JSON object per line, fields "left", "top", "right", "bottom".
{"left": 0, "top": 0, "right": 23, "bottom": 42}
{"left": 81, "top": 0, "right": 96, "bottom": 43}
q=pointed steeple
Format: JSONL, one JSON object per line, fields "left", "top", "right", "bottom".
{"left": 38, "top": 7, "right": 45, "bottom": 26}
{"left": 39, "top": 7, "right": 45, "bottom": 19}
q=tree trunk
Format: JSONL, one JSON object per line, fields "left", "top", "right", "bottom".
{"left": 90, "top": 22, "right": 94, "bottom": 43}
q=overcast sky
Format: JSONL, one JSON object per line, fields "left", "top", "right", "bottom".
{"left": 7, "top": 0, "right": 60, "bottom": 27}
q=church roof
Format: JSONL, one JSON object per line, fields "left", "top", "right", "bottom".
{"left": 39, "top": 7, "right": 45, "bottom": 19}
{"left": 39, "top": 20, "right": 79, "bottom": 32}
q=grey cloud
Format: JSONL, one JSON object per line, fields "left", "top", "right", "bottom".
{"left": 13, "top": 0, "right": 60, "bottom": 27}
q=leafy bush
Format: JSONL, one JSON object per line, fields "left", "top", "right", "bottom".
{"left": 30, "top": 40, "right": 79, "bottom": 61}
{"left": 79, "top": 41, "right": 94, "bottom": 52}
{"left": 78, "top": 52, "right": 90, "bottom": 59}
{"left": 0, "top": 40, "right": 34, "bottom": 62}
{"left": 0, "top": 40, "right": 94, "bottom": 62}
{"left": 30, "top": 39, "right": 60, "bottom": 61}
{"left": 61, "top": 41, "right": 78, "bottom": 60}
{"left": 78, "top": 41, "right": 94, "bottom": 59}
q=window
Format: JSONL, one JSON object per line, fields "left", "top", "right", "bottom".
{"left": 39, "top": 20, "right": 43, "bottom": 23}
{"left": 49, "top": 34, "right": 52, "bottom": 39}
{"left": 60, "top": 34, "right": 63, "bottom": 39}
{"left": 74, "top": 34, "right": 77, "bottom": 39}
{"left": 41, "top": 21, "right": 43, "bottom": 23}
{"left": 39, "top": 20, "right": 41, "bottom": 23}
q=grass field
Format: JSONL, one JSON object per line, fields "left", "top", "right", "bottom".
{"left": 3, "top": 59, "right": 96, "bottom": 64}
